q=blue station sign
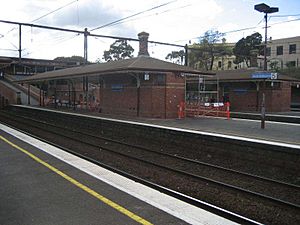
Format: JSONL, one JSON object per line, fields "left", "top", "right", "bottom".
{"left": 251, "top": 72, "right": 278, "bottom": 79}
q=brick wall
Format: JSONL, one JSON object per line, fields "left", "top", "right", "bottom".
{"left": 291, "top": 86, "right": 300, "bottom": 105}
{"left": 268, "top": 81, "right": 291, "bottom": 112}
{"left": 0, "top": 82, "right": 18, "bottom": 104}
{"left": 98, "top": 72, "right": 185, "bottom": 118}
{"left": 227, "top": 81, "right": 291, "bottom": 112}
{"left": 102, "top": 87, "right": 137, "bottom": 116}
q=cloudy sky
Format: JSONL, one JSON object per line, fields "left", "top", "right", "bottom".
{"left": 0, "top": 0, "right": 299, "bottom": 62}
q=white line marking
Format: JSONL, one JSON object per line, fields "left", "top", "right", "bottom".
{"left": 0, "top": 123, "right": 241, "bottom": 225}
{"left": 15, "top": 105, "right": 300, "bottom": 150}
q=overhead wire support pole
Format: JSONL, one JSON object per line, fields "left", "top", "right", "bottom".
{"left": 264, "top": 13, "right": 268, "bottom": 71}
{"left": 0, "top": 19, "right": 85, "bottom": 34}
{"left": 84, "top": 28, "right": 89, "bottom": 64}
{"left": 184, "top": 44, "right": 188, "bottom": 66}
{"left": 0, "top": 19, "right": 186, "bottom": 49}
{"left": 254, "top": 3, "right": 279, "bottom": 129}
{"left": 18, "top": 24, "right": 22, "bottom": 63}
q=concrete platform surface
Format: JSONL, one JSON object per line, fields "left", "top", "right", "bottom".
{"left": 0, "top": 124, "right": 238, "bottom": 225}
{"left": 140, "top": 117, "right": 300, "bottom": 146}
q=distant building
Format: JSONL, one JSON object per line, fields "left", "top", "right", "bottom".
{"left": 258, "top": 36, "right": 300, "bottom": 70}
{"left": 0, "top": 56, "right": 83, "bottom": 76}
{"left": 191, "top": 36, "right": 300, "bottom": 71}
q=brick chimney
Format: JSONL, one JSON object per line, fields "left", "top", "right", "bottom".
{"left": 138, "top": 32, "right": 149, "bottom": 56}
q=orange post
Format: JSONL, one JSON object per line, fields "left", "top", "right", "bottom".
{"left": 177, "top": 101, "right": 185, "bottom": 119}
{"left": 226, "top": 102, "right": 230, "bottom": 120}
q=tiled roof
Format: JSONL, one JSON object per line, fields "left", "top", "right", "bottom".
{"left": 18, "top": 56, "right": 214, "bottom": 83}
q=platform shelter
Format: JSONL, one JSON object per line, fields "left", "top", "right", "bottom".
{"left": 18, "top": 32, "right": 214, "bottom": 119}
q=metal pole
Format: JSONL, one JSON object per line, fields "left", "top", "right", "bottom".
{"left": 184, "top": 44, "right": 188, "bottom": 66}
{"left": 261, "top": 13, "right": 267, "bottom": 129}
{"left": 264, "top": 13, "right": 268, "bottom": 71}
{"left": 84, "top": 28, "right": 89, "bottom": 64}
{"left": 261, "top": 92, "right": 265, "bottom": 129}
{"left": 19, "top": 24, "right": 22, "bottom": 63}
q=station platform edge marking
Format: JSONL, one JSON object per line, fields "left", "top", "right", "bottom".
{"left": 0, "top": 123, "right": 239, "bottom": 225}
{"left": 12, "top": 105, "right": 300, "bottom": 149}
{"left": 0, "top": 135, "right": 153, "bottom": 225}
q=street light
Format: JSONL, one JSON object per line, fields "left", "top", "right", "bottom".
{"left": 254, "top": 3, "right": 279, "bottom": 71}
{"left": 254, "top": 3, "right": 279, "bottom": 129}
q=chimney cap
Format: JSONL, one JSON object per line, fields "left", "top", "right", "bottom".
{"left": 138, "top": 31, "right": 149, "bottom": 37}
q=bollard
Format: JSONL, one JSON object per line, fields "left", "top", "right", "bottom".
{"left": 226, "top": 102, "right": 230, "bottom": 120}
{"left": 177, "top": 101, "right": 185, "bottom": 119}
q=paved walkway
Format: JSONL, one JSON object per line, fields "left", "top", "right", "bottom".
{"left": 18, "top": 105, "right": 300, "bottom": 146}
{"left": 139, "top": 117, "right": 300, "bottom": 146}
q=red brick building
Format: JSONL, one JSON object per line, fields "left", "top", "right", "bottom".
{"left": 214, "top": 70, "right": 299, "bottom": 112}
{"left": 19, "top": 32, "right": 213, "bottom": 118}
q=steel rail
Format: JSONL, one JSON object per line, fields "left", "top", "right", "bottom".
{"left": 5, "top": 111, "right": 299, "bottom": 190}
{"left": 1, "top": 112, "right": 299, "bottom": 210}
{"left": 0, "top": 116, "right": 261, "bottom": 225}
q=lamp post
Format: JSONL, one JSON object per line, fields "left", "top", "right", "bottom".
{"left": 254, "top": 3, "right": 278, "bottom": 129}
{"left": 254, "top": 3, "right": 279, "bottom": 71}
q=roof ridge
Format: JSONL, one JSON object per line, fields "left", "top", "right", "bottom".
{"left": 127, "top": 57, "right": 140, "bottom": 68}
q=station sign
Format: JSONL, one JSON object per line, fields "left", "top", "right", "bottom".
{"left": 251, "top": 72, "right": 278, "bottom": 79}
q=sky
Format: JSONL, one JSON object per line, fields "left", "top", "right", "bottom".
{"left": 0, "top": 0, "right": 299, "bottom": 62}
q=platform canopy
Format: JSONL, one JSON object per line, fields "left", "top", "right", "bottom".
{"left": 17, "top": 55, "right": 214, "bottom": 83}
{"left": 210, "top": 69, "right": 299, "bottom": 82}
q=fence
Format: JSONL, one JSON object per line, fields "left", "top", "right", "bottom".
{"left": 182, "top": 101, "right": 230, "bottom": 119}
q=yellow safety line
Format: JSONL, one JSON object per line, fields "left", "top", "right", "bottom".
{"left": 0, "top": 135, "right": 153, "bottom": 225}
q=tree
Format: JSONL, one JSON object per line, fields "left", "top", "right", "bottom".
{"left": 233, "top": 32, "right": 263, "bottom": 67}
{"left": 54, "top": 55, "right": 86, "bottom": 64}
{"left": 103, "top": 40, "right": 134, "bottom": 62}
{"left": 188, "top": 30, "right": 226, "bottom": 70}
{"left": 165, "top": 50, "right": 185, "bottom": 65}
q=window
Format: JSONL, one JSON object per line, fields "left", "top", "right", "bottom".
{"left": 266, "top": 47, "right": 271, "bottom": 56}
{"left": 228, "top": 61, "right": 232, "bottom": 69}
{"left": 218, "top": 61, "right": 222, "bottom": 68}
{"left": 286, "top": 61, "right": 296, "bottom": 68}
{"left": 276, "top": 46, "right": 283, "bottom": 55}
{"left": 289, "top": 44, "right": 296, "bottom": 54}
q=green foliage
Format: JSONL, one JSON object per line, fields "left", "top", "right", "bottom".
{"left": 165, "top": 50, "right": 185, "bottom": 65}
{"left": 188, "top": 30, "right": 228, "bottom": 71}
{"left": 233, "top": 32, "right": 263, "bottom": 67}
{"left": 279, "top": 67, "right": 300, "bottom": 79}
{"left": 270, "top": 61, "right": 279, "bottom": 71}
{"left": 54, "top": 55, "right": 86, "bottom": 63}
{"left": 103, "top": 40, "right": 134, "bottom": 62}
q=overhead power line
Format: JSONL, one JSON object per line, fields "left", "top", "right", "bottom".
{"left": 101, "top": 3, "right": 192, "bottom": 29}
{"left": 47, "top": 1, "right": 186, "bottom": 50}
{"left": 0, "top": 0, "right": 79, "bottom": 39}
{"left": 31, "top": 0, "right": 79, "bottom": 23}
{"left": 0, "top": 19, "right": 185, "bottom": 47}
{"left": 176, "top": 16, "right": 300, "bottom": 44}
{"left": 270, "top": 13, "right": 300, "bottom": 18}
{"left": 270, "top": 17, "right": 300, "bottom": 25}
{"left": 90, "top": 0, "right": 177, "bottom": 31}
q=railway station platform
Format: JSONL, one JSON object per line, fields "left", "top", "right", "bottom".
{"left": 0, "top": 124, "right": 237, "bottom": 225}
{"left": 138, "top": 116, "right": 300, "bottom": 146}
{"left": 34, "top": 105, "right": 300, "bottom": 147}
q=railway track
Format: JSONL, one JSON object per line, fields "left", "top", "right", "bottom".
{"left": 0, "top": 109, "right": 299, "bottom": 224}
